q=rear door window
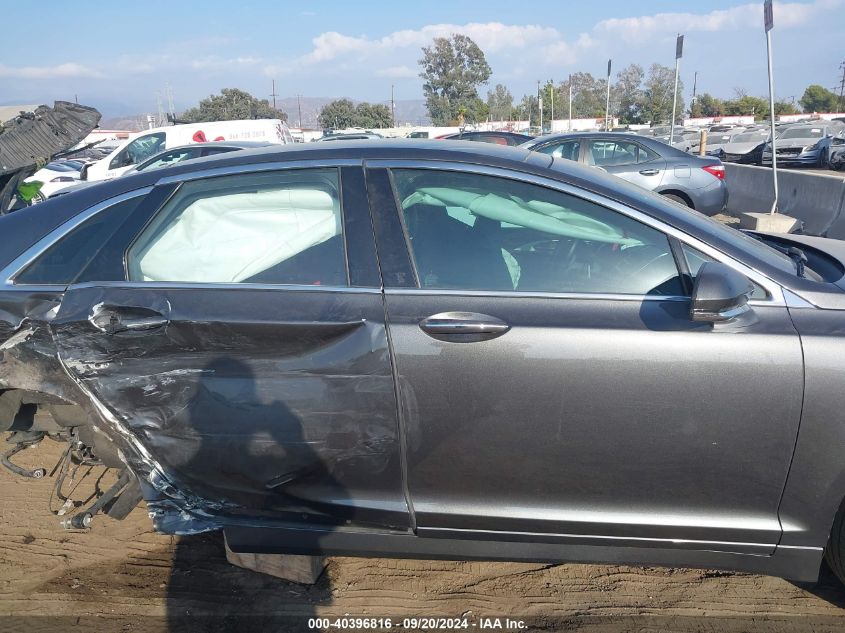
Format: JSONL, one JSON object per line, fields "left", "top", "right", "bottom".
{"left": 126, "top": 169, "right": 347, "bottom": 286}
{"left": 536, "top": 140, "right": 581, "bottom": 161}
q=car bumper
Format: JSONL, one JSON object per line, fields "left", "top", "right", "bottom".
{"left": 690, "top": 179, "right": 728, "bottom": 217}
{"left": 762, "top": 148, "right": 821, "bottom": 165}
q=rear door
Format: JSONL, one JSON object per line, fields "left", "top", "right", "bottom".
{"left": 50, "top": 163, "right": 409, "bottom": 529}
{"left": 585, "top": 138, "right": 667, "bottom": 189}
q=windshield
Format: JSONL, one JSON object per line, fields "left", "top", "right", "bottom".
{"left": 780, "top": 127, "right": 824, "bottom": 139}
{"left": 733, "top": 133, "right": 766, "bottom": 143}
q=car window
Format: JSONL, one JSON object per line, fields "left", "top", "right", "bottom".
{"left": 126, "top": 169, "right": 346, "bottom": 286}
{"left": 391, "top": 169, "right": 684, "bottom": 296}
{"left": 109, "top": 132, "right": 166, "bottom": 169}
{"left": 138, "top": 148, "right": 196, "bottom": 171}
{"left": 15, "top": 196, "right": 144, "bottom": 285}
{"left": 681, "top": 243, "right": 767, "bottom": 299}
{"left": 587, "top": 140, "right": 655, "bottom": 167}
{"left": 780, "top": 127, "right": 823, "bottom": 139}
{"left": 536, "top": 140, "right": 580, "bottom": 161}
{"left": 477, "top": 135, "right": 509, "bottom": 145}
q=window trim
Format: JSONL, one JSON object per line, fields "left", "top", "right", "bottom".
{"left": 2, "top": 188, "right": 154, "bottom": 290}
{"left": 368, "top": 159, "right": 785, "bottom": 307}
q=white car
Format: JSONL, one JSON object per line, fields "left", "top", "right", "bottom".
{"left": 23, "top": 161, "right": 83, "bottom": 200}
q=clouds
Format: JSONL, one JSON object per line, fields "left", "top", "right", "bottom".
{"left": 0, "top": 62, "right": 104, "bottom": 79}
{"left": 595, "top": 0, "right": 844, "bottom": 41}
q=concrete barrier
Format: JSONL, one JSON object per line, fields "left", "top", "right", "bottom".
{"left": 725, "top": 164, "right": 845, "bottom": 237}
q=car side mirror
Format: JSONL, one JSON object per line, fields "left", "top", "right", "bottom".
{"left": 691, "top": 262, "right": 755, "bottom": 323}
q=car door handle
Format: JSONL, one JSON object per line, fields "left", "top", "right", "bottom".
{"left": 419, "top": 312, "right": 510, "bottom": 342}
{"left": 89, "top": 305, "right": 169, "bottom": 334}
{"left": 639, "top": 168, "right": 660, "bottom": 176}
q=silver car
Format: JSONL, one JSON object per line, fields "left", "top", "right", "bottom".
{"left": 762, "top": 122, "right": 845, "bottom": 167}
{"left": 522, "top": 132, "right": 728, "bottom": 215}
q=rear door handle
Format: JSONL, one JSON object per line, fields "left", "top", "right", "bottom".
{"left": 90, "top": 305, "right": 169, "bottom": 334}
{"left": 419, "top": 312, "right": 510, "bottom": 342}
{"left": 639, "top": 168, "right": 660, "bottom": 176}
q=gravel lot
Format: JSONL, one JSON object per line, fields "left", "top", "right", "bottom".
{"left": 3, "top": 440, "right": 845, "bottom": 632}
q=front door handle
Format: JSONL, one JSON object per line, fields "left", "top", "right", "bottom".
{"left": 639, "top": 168, "right": 660, "bottom": 176}
{"left": 419, "top": 312, "right": 510, "bottom": 342}
{"left": 90, "top": 305, "right": 169, "bottom": 334}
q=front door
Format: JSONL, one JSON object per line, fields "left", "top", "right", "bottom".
{"left": 372, "top": 164, "right": 802, "bottom": 552}
{"left": 51, "top": 165, "right": 409, "bottom": 530}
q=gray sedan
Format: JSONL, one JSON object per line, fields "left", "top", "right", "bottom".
{"left": 521, "top": 132, "right": 728, "bottom": 215}
{"left": 3, "top": 140, "right": 845, "bottom": 588}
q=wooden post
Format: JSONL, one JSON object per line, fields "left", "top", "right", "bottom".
{"left": 699, "top": 129, "right": 708, "bottom": 156}
{"left": 224, "top": 537, "right": 326, "bottom": 584}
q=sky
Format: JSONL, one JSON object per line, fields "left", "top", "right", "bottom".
{"left": 1, "top": 0, "right": 843, "bottom": 118}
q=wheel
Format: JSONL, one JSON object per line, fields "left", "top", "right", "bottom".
{"left": 660, "top": 193, "right": 692, "bottom": 208}
{"left": 819, "top": 150, "right": 829, "bottom": 169}
{"left": 832, "top": 160, "right": 844, "bottom": 172}
{"left": 826, "top": 500, "right": 845, "bottom": 585}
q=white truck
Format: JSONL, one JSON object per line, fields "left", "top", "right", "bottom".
{"left": 84, "top": 119, "right": 293, "bottom": 181}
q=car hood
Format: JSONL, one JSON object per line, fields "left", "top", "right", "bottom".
{"left": 775, "top": 137, "right": 821, "bottom": 147}
{"left": 721, "top": 141, "right": 764, "bottom": 154}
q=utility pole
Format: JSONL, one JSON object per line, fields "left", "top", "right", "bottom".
{"left": 764, "top": 0, "right": 778, "bottom": 214}
{"left": 691, "top": 71, "right": 698, "bottom": 114}
{"left": 568, "top": 74, "right": 572, "bottom": 131}
{"left": 604, "top": 59, "right": 612, "bottom": 131}
{"left": 549, "top": 82, "right": 554, "bottom": 132}
{"left": 296, "top": 95, "right": 303, "bottom": 128}
{"left": 391, "top": 84, "right": 396, "bottom": 128}
{"left": 669, "top": 35, "right": 683, "bottom": 144}
{"left": 537, "top": 80, "right": 543, "bottom": 133}
{"left": 838, "top": 61, "right": 845, "bottom": 111}
{"left": 270, "top": 80, "right": 279, "bottom": 110}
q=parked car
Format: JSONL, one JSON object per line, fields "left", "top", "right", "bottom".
{"left": 522, "top": 132, "right": 727, "bottom": 215}
{"left": 22, "top": 160, "right": 83, "bottom": 199}
{"left": 830, "top": 137, "right": 845, "bottom": 171}
{"left": 6, "top": 140, "right": 845, "bottom": 587}
{"left": 762, "top": 122, "right": 845, "bottom": 167}
{"left": 123, "top": 141, "right": 273, "bottom": 174}
{"left": 438, "top": 130, "right": 533, "bottom": 146}
{"left": 709, "top": 128, "right": 771, "bottom": 164}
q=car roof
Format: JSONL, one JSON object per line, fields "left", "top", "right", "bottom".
{"left": 154, "top": 140, "right": 274, "bottom": 152}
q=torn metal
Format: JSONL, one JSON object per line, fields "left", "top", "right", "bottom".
{"left": 0, "top": 101, "right": 100, "bottom": 213}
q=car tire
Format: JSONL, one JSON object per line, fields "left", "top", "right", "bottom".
{"left": 819, "top": 150, "right": 829, "bottom": 169}
{"left": 825, "top": 500, "right": 845, "bottom": 586}
{"left": 832, "top": 161, "right": 844, "bottom": 172}
{"left": 661, "top": 193, "right": 692, "bottom": 208}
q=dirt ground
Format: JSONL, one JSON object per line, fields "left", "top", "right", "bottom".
{"left": 3, "top": 441, "right": 845, "bottom": 632}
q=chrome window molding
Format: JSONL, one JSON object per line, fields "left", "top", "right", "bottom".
{"left": 154, "top": 158, "right": 363, "bottom": 186}
{"left": 365, "top": 159, "right": 788, "bottom": 306}
{"left": 385, "top": 288, "right": 689, "bottom": 303}
{"left": 1, "top": 188, "right": 154, "bottom": 286}
{"left": 69, "top": 280, "right": 381, "bottom": 294}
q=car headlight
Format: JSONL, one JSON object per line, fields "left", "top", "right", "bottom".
{"left": 805, "top": 140, "right": 823, "bottom": 151}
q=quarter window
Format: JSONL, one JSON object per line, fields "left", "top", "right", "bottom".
{"left": 391, "top": 169, "right": 684, "bottom": 296}
{"left": 15, "top": 196, "right": 143, "bottom": 285}
{"left": 536, "top": 140, "right": 580, "bottom": 161}
{"left": 126, "top": 169, "right": 346, "bottom": 286}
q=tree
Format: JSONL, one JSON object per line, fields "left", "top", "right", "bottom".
{"left": 318, "top": 99, "right": 357, "bottom": 129}
{"left": 487, "top": 84, "right": 514, "bottom": 121}
{"left": 774, "top": 100, "right": 800, "bottom": 116}
{"left": 353, "top": 102, "right": 393, "bottom": 128}
{"left": 690, "top": 93, "right": 723, "bottom": 118}
{"left": 419, "top": 34, "right": 492, "bottom": 125}
{"left": 723, "top": 95, "right": 770, "bottom": 118}
{"left": 640, "top": 64, "right": 684, "bottom": 125}
{"left": 182, "top": 88, "right": 287, "bottom": 122}
{"left": 318, "top": 99, "right": 393, "bottom": 129}
{"left": 800, "top": 84, "right": 839, "bottom": 113}
{"left": 614, "top": 64, "right": 645, "bottom": 124}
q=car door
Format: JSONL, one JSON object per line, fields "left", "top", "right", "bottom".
{"left": 585, "top": 138, "right": 667, "bottom": 189}
{"left": 367, "top": 162, "right": 803, "bottom": 553}
{"left": 49, "top": 163, "right": 409, "bottom": 530}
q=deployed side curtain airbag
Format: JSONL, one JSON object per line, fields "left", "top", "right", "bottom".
{"left": 130, "top": 188, "right": 340, "bottom": 283}
{"left": 403, "top": 187, "right": 641, "bottom": 246}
